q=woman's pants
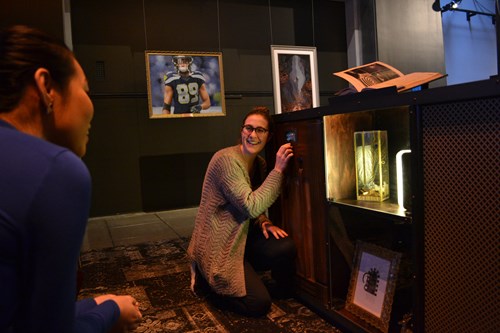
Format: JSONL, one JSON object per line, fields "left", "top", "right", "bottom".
{"left": 216, "top": 228, "right": 297, "bottom": 317}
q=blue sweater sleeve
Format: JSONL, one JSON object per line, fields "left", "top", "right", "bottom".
{"left": 16, "top": 151, "right": 119, "bottom": 332}
{"left": 74, "top": 299, "right": 120, "bottom": 332}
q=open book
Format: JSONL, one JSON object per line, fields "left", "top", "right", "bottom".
{"left": 334, "top": 61, "right": 446, "bottom": 92}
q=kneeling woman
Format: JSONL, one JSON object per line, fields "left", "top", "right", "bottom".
{"left": 187, "top": 107, "right": 296, "bottom": 317}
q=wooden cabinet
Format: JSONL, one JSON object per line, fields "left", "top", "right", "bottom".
{"left": 268, "top": 78, "right": 499, "bottom": 333}
{"left": 270, "top": 105, "right": 415, "bottom": 333}
{"left": 267, "top": 78, "right": 500, "bottom": 333}
{"left": 268, "top": 117, "right": 329, "bottom": 305}
{"left": 269, "top": 105, "right": 416, "bottom": 333}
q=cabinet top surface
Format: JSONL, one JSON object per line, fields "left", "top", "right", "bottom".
{"left": 273, "top": 77, "right": 500, "bottom": 123}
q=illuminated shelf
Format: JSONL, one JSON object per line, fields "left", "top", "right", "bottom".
{"left": 328, "top": 198, "right": 411, "bottom": 220}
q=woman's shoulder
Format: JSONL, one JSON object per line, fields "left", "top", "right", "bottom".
{"left": 9, "top": 130, "right": 81, "bottom": 165}
{"left": 1, "top": 125, "right": 88, "bottom": 182}
{"left": 209, "top": 145, "right": 243, "bottom": 170}
{"left": 212, "top": 145, "right": 241, "bottom": 161}
{"left": 217, "top": 145, "right": 239, "bottom": 155}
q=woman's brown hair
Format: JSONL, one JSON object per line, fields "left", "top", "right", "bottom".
{"left": 241, "top": 106, "right": 275, "bottom": 135}
{"left": 0, "top": 25, "right": 75, "bottom": 113}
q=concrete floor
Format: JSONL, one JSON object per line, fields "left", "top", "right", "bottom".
{"left": 81, "top": 207, "right": 197, "bottom": 251}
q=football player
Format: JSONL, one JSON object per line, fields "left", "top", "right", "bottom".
{"left": 162, "top": 55, "right": 211, "bottom": 114}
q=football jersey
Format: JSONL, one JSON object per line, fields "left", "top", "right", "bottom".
{"left": 164, "top": 71, "right": 206, "bottom": 113}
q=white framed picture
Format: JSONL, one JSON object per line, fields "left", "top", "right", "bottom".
{"left": 270, "top": 45, "right": 320, "bottom": 114}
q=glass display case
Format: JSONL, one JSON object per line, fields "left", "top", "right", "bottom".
{"left": 323, "top": 106, "right": 412, "bottom": 218}
{"left": 354, "top": 130, "right": 390, "bottom": 202}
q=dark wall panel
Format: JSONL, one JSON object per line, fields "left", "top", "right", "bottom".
{"left": 314, "top": 0, "right": 347, "bottom": 52}
{"left": 71, "top": 0, "right": 146, "bottom": 52}
{"left": 144, "top": 0, "right": 220, "bottom": 51}
{"left": 219, "top": 0, "right": 273, "bottom": 50}
{"left": 0, "top": 0, "right": 64, "bottom": 39}
{"left": 139, "top": 153, "right": 213, "bottom": 211}
{"left": 84, "top": 98, "right": 143, "bottom": 214}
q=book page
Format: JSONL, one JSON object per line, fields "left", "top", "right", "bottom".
{"left": 369, "top": 72, "right": 446, "bottom": 91}
{"left": 334, "top": 61, "right": 404, "bottom": 92}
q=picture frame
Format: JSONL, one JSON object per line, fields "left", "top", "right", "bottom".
{"left": 345, "top": 241, "right": 402, "bottom": 333}
{"left": 270, "top": 45, "right": 320, "bottom": 114}
{"left": 145, "top": 51, "right": 226, "bottom": 118}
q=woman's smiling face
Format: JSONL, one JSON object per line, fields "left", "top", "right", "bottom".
{"left": 240, "top": 114, "right": 269, "bottom": 156}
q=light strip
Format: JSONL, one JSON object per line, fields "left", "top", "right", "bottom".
{"left": 396, "top": 149, "right": 412, "bottom": 210}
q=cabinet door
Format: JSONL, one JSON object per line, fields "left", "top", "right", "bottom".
{"left": 269, "top": 118, "right": 329, "bottom": 304}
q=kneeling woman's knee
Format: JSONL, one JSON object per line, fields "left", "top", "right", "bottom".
{"left": 277, "top": 237, "right": 297, "bottom": 259}
{"left": 246, "top": 294, "right": 271, "bottom": 317}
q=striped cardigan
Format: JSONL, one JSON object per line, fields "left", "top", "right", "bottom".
{"left": 187, "top": 145, "right": 283, "bottom": 297}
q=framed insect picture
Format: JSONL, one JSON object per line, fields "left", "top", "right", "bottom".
{"left": 345, "top": 241, "right": 402, "bottom": 333}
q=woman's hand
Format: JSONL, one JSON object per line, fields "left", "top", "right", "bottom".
{"left": 274, "top": 142, "right": 294, "bottom": 173}
{"left": 106, "top": 295, "right": 143, "bottom": 332}
{"left": 94, "top": 294, "right": 142, "bottom": 332}
{"left": 262, "top": 221, "right": 289, "bottom": 239}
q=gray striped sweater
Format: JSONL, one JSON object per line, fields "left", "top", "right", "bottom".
{"left": 187, "top": 145, "right": 283, "bottom": 297}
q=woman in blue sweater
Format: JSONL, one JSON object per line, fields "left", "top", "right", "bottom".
{"left": 0, "top": 26, "right": 142, "bottom": 332}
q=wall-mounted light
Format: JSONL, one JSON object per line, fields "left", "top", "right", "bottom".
{"left": 441, "top": 0, "right": 463, "bottom": 12}
{"left": 432, "top": 0, "right": 496, "bottom": 24}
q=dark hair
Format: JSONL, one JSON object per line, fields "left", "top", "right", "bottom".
{"left": 241, "top": 106, "right": 275, "bottom": 134}
{"left": 0, "top": 25, "right": 76, "bottom": 113}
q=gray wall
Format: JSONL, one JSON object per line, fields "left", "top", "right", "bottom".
{"left": 345, "top": 0, "right": 446, "bottom": 85}
{"left": 375, "top": 0, "right": 446, "bottom": 76}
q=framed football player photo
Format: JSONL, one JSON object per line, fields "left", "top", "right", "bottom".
{"left": 145, "top": 51, "right": 226, "bottom": 118}
{"left": 345, "top": 241, "right": 402, "bottom": 333}
{"left": 270, "top": 45, "right": 320, "bottom": 114}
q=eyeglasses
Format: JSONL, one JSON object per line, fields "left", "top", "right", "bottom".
{"left": 241, "top": 125, "right": 269, "bottom": 136}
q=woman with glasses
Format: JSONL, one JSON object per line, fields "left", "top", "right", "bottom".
{"left": 187, "top": 106, "right": 296, "bottom": 317}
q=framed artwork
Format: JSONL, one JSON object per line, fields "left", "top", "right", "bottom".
{"left": 270, "top": 45, "right": 320, "bottom": 114}
{"left": 345, "top": 241, "right": 402, "bottom": 333}
{"left": 145, "top": 51, "right": 226, "bottom": 118}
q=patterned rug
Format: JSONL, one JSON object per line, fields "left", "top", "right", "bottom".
{"left": 78, "top": 238, "right": 343, "bottom": 333}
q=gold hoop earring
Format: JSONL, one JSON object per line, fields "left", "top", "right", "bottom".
{"left": 46, "top": 103, "right": 53, "bottom": 114}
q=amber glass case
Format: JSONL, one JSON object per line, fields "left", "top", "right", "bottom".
{"left": 323, "top": 106, "right": 411, "bottom": 217}
{"left": 354, "top": 130, "right": 390, "bottom": 202}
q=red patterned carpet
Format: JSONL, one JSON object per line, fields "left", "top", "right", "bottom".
{"left": 78, "top": 238, "right": 344, "bottom": 332}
